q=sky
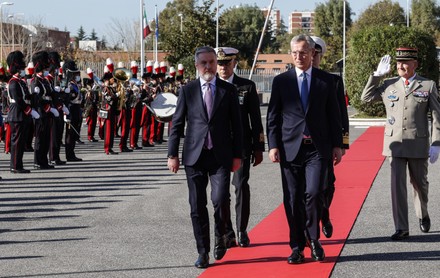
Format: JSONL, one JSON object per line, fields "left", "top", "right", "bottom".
{"left": 4, "top": 0, "right": 410, "bottom": 39}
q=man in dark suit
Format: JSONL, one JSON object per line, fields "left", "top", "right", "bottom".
{"left": 167, "top": 46, "right": 243, "bottom": 268}
{"left": 266, "top": 34, "right": 343, "bottom": 264}
{"left": 215, "top": 47, "right": 265, "bottom": 248}
{"left": 311, "top": 36, "right": 350, "bottom": 238}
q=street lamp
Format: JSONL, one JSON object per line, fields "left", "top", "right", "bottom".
{"left": 178, "top": 13, "right": 183, "bottom": 33}
{"left": 28, "top": 33, "right": 32, "bottom": 60}
{"left": 7, "top": 14, "right": 13, "bottom": 51}
{"left": 0, "top": 2, "right": 13, "bottom": 63}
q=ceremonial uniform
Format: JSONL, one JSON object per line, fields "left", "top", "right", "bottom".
{"left": 101, "top": 78, "right": 119, "bottom": 155}
{"left": 361, "top": 47, "right": 440, "bottom": 239}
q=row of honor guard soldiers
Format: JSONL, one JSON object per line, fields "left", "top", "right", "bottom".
{"left": 0, "top": 50, "right": 185, "bottom": 176}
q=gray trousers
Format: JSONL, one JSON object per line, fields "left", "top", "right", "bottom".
{"left": 389, "top": 156, "right": 429, "bottom": 231}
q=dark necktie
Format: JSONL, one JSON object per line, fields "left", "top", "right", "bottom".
{"left": 301, "top": 72, "right": 309, "bottom": 112}
{"left": 204, "top": 83, "right": 213, "bottom": 149}
{"left": 300, "top": 72, "right": 310, "bottom": 136}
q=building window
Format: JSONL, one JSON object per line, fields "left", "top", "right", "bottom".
{"left": 274, "top": 60, "right": 282, "bottom": 63}
{"left": 257, "top": 60, "right": 267, "bottom": 63}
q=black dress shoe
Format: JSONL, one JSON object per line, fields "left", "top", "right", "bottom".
{"left": 67, "top": 157, "right": 83, "bottom": 162}
{"left": 142, "top": 141, "right": 154, "bottom": 147}
{"left": 88, "top": 138, "right": 98, "bottom": 142}
{"left": 391, "top": 230, "right": 409, "bottom": 240}
{"left": 51, "top": 160, "right": 66, "bottom": 165}
{"left": 194, "top": 253, "right": 209, "bottom": 268}
{"left": 34, "top": 164, "right": 55, "bottom": 169}
{"left": 419, "top": 216, "right": 431, "bottom": 233}
{"left": 120, "top": 147, "right": 133, "bottom": 152}
{"left": 310, "top": 240, "right": 325, "bottom": 261}
{"left": 214, "top": 236, "right": 227, "bottom": 260}
{"left": 238, "top": 231, "right": 250, "bottom": 247}
{"left": 322, "top": 220, "right": 333, "bottom": 238}
{"left": 287, "top": 248, "right": 305, "bottom": 264}
{"left": 106, "top": 149, "right": 118, "bottom": 155}
{"left": 130, "top": 145, "right": 142, "bottom": 150}
{"left": 225, "top": 235, "right": 237, "bottom": 248}
{"left": 76, "top": 139, "right": 85, "bottom": 144}
{"left": 10, "top": 168, "right": 30, "bottom": 174}
{"left": 24, "top": 147, "right": 34, "bottom": 152}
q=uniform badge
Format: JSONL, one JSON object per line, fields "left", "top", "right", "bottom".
{"left": 413, "top": 91, "right": 429, "bottom": 98}
{"left": 387, "top": 95, "right": 399, "bottom": 101}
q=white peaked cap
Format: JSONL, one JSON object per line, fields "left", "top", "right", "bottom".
{"left": 117, "top": 62, "right": 125, "bottom": 68}
{"left": 106, "top": 58, "right": 113, "bottom": 65}
{"left": 310, "top": 36, "right": 327, "bottom": 55}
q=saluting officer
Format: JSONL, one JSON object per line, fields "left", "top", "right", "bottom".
{"left": 215, "top": 47, "right": 265, "bottom": 248}
{"left": 361, "top": 47, "right": 440, "bottom": 240}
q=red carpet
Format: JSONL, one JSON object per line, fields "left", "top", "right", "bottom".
{"left": 199, "top": 126, "right": 385, "bottom": 278}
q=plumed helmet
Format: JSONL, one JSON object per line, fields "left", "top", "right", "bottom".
{"left": 62, "top": 59, "right": 80, "bottom": 82}
{"left": 130, "top": 61, "right": 138, "bottom": 76}
{"left": 106, "top": 58, "right": 114, "bottom": 73}
{"left": 6, "top": 50, "right": 26, "bottom": 75}
{"left": 27, "top": 62, "right": 35, "bottom": 75}
{"left": 48, "top": 51, "right": 61, "bottom": 72}
{"left": 169, "top": 66, "right": 176, "bottom": 77}
{"left": 160, "top": 61, "right": 167, "bottom": 74}
{"left": 117, "top": 61, "right": 125, "bottom": 68}
{"left": 32, "top": 51, "right": 50, "bottom": 73}
{"left": 86, "top": 67, "right": 94, "bottom": 79}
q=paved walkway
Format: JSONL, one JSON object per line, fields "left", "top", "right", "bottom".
{"left": 0, "top": 110, "right": 439, "bottom": 277}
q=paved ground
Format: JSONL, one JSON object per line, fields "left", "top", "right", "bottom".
{"left": 0, "top": 107, "right": 439, "bottom": 277}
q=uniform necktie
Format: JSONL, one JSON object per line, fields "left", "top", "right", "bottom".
{"left": 301, "top": 72, "right": 310, "bottom": 136}
{"left": 404, "top": 79, "right": 409, "bottom": 87}
{"left": 204, "top": 83, "right": 213, "bottom": 149}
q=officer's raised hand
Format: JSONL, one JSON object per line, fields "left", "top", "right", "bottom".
{"left": 374, "top": 55, "right": 391, "bottom": 77}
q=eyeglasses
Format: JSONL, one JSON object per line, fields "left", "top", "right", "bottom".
{"left": 291, "top": 50, "right": 311, "bottom": 58}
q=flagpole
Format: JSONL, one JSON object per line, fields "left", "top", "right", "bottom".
{"left": 155, "top": 5, "right": 158, "bottom": 62}
{"left": 140, "top": 0, "right": 144, "bottom": 76}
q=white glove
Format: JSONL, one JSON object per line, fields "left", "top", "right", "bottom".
{"left": 62, "top": 104, "right": 70, "bottom": 115}
{"left": 54, "top": 86, "right": 61, "bottom": 92}
{"left": 50, "top": 107, "right": 60, "bottom": 117}
{"left": 64, "top": 114, "right": 71, "bottom": 123}
{"left": 373, "top": 55, "right": 391, "bottom": 77}
{"left": 33, "top": 87, "right": 40, "bottom": 94}
{"left": 31, "top": 109, "right": 40, "bottom": 119}
{"left": 429, "top": 146, "right": 440, "bottom": 164}
{"left": 64, "top": 87, "right": 71, "bottom": 94}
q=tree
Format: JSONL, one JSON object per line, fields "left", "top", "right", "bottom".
{"left": 159, "top": 0, "right": 217, "bottom": 78}
{"left": 411, "top": 0, "right": 440, "bottom": 43}
{"left": 90, "top": 29, "right": 98, "bottom": 41}
{"left": 219, "top": 5, "right": 270, "bottom": 68}
{"left": 314, "top": 0, "right": 353, "bottom": 72}
{"left": 351, "top": 0, "right": 405, "bottom": 32}
{"left": 75, "top": 26, "right": 87, "bottom": 45}
{"left": 345, "top": 25, "right": 438, "bottom": 117}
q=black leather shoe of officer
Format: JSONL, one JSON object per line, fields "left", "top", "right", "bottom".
{"left": 67, "top": 157, "right": 83, "bottom": 162}
{"left": 10, "top": 168, "right": 30, "bottom": 174}
{"left": 310, "top": 240, "right": 325, "bottom": 261}
{"left": 120, "top": 147, "right": 133, "bottom": 152}
{"left": 51, "top": 160, "right": 66, "bottom": 165}
{"left": 214, "top": 236, "right": 227, "bottom": 260}
{"left": 34, "top": 164, "right": 55, "bottom": 169}
{"left": 142, "top": 141, "right": 154, "bottom": 147}
{"left": 419, "top": 216, "right": 431, "bottom": 233}
{"left": 106, "top": 149, "right": 118, "bottom": 155}
{"left": 391, "top": 230, "right": 409, "bottom": 240}
{"left": 130, "top": 145, "right": 142, "bottom": 150}
{"left": 238, "top": 231, "right": 250, "bottom": 247}
{"left": 88, "top": 138, "right": 98, "bottom": 142}
{"left": 322, "top": 220, "right": 333, "bottom": 238}
{"left": 287, "top": 248, "right": 305, "bottom": 264}
{"left": 76, "top": 139, "right": 85, "bottom": 144}
{"left": 194, "top": 253, "right": 209, "bottom": 268}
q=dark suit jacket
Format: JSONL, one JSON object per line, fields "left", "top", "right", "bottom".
{"left": 168, "top": 77, "right": 243, "bottom": 169}
{"left": 7, "top": 77, "right": 32, "bottom": 122}
{"left": 266, "top": 67, "right": 342, "bottom": 162}
{"left": 232, "top": 74, "right": 265, "bottom": 156}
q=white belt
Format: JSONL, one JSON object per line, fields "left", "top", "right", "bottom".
{"left": 71, "top": 100, "right": 82, "bottom": 104}
{"left": 10, "top": 99, "right": 16, "bottom": 103}
{"left": 43, "top": 96, "right": 52, "bottom": 101}
{"left": 25, "top": 100, "right": 31, "bottom": 104}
